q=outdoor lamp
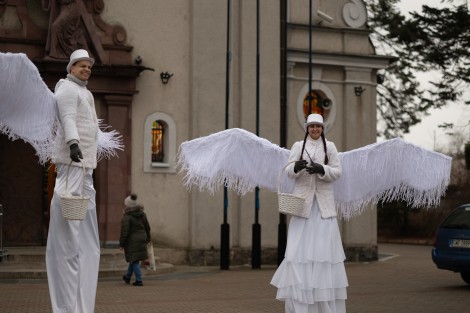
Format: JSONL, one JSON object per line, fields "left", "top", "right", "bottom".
{"left": 160, "top": 72, "right": 174, "bottom": 84}
{"left": 354, "top": 86, "right": 365, "bottom": 97}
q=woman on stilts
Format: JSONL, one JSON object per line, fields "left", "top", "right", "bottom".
{"left": 271, "top": 113, "right": 348, "bottom": 313}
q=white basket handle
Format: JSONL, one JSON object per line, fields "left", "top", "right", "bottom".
{"left": 65, "top": 160, "right": 87, "bottom": 197}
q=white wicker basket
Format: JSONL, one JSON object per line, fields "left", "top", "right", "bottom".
{"left": 277, "top": 161, "right": 311, "bottom": 218}
{"left": 60, "top": 161, "right": 90, "bottom": 221}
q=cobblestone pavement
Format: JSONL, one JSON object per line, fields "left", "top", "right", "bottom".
{"left": 0, "top": 243, "right": 469, "bottom": 313}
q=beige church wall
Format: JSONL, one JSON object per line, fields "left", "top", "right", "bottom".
{"left": 98, "top": 0, "right": 285, "bottom": 251}
{"left": 0, "top": 0, "right": 392, "bottom": 264}
{"left": 342, "top": 67, "right": 378, "bottom": 149}
{"left": 287, "top": 64, "right": 379, "bottom": 259}
{"left": 99, "top": 0, "right": 387, "bottom": 262}
{"left": 285, "top": 0, "right": 383, "bottom": 260}
{"left": 288, "top": 0, "right": 368, "bottom": 28}
{"left": 235, "top": 1, "right": 282, "bottom": 249}
{"left": 287, "top": 0, "right": 374, "bottom": 57}
{"left": 238, "top": 191, "right": 280, "bottom": 248}
{"left": 188, "top": 0, "right": 242, "bottom": 250}
{"left": 101, "top": 0, "right": 192, "bottom": 247}
{"left": 341, "top": 203, "right": 378, "bottom": 260}
{"left": 189, "top": 0, "right": 282, "bottom": 250}
{"left": 288, "top": 28, "right": 374, "bottom": 56}
{"left": 285, "top": 64, "right": 345, "bottom": 142}
{"left": 343, "top": 32, "right": 375, "bottom": 55}
{"left": 339, "top": 66, "right": 380, "bottom": 259}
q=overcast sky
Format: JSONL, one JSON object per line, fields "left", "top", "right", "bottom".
{"left": 395, "top": 0, "right": 470, "bottom": 152}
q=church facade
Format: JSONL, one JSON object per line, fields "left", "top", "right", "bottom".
{"left": 0, "top": 0, "right": 391, "bottom": 265}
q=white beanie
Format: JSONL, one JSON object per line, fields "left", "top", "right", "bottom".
{"left": 124, "top": 194, "right": 138, "bottom": 208}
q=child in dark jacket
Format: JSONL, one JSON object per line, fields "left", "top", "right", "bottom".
{"left": 119, "top": 194, "right": 151, "bottom": 286}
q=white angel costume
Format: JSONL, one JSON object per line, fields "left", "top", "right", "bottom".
{"left": 47, "top": 164, "right": 99, "bottom": 313}
{"left": 46, "top": 72, "right": 100, "bottom": 313}
{"left": 270, "top": 137, "right": 348, "bottom": 313}
{"left": 0, "top": 52, "right": 122, "bottom": 313}
{"left": 177, "top": 127, "right": 452, "bottom": 313}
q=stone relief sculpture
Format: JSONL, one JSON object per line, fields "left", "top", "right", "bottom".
{"left": 42, "top": 0, "right": 89, "bottom": 60}
{"left": 0, "top": 3, "right": 5, "bottom": 19}
{"left": 342, "top": 0, "right": 367, "bottom": 29}
{"left": 1, "top": 0, "right": 126, "bottom": 64}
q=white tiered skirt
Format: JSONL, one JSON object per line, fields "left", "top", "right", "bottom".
{"left": 271, "top": 197, "right": 348, "bottom": 313}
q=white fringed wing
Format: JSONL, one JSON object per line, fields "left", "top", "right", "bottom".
{"left": 177, "top": 128, "right": 291, "bottom": 195}
{"left": 0, "top": 52, "right": 123, "bottom": 163}
{"left": 0, "top": 52, "right": 58, "bottom": 163}
{"left": 334, "top": 138, "right": 452, "bottom": 219}
{"left": 97, "top": 120, "right": 124, "bottom": 162}
{"left": 178, "top": 129, "right": 452, "bottom": 219}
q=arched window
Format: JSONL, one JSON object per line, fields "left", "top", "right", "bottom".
{"left": 151, "top": 121, "right": 165, "bottom": 163}
{"left": 144, "top": 112, "right": 176, "bottom": 173}
{"left": 296, "top": 83, "right": 336, "bottom": 133}
{"left": 303, "top": 90, "right": 323, "bottom": 119}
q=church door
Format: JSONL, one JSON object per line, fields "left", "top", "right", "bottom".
{"left": 0, "top": 135, "right": 46, "bottom": 246}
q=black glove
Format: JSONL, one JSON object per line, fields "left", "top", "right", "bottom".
{"left": 306, "top": 163, "right": 325, "bottom": 175}
{"left": 294, "top": 160, "right": 308, "bottom": 173}
{"left": 69, "top": 143, "right": 83, "bottom": 162}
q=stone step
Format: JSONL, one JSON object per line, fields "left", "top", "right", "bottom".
{"left": 0, "top": 261, "right": 174, "bottom": 280}
{"left": 0, "top": 247, "right": 175, "bottom": 280}
{"left": 1, "top": 252, "right": 133, "bottom": 264}
{"left": 0, "top": 246, "right": 187, "bottom": 264}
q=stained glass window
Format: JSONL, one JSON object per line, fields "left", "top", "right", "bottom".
{"left": 151, "top": 121, "right": 164, "bottom": 162}
{"left": 303, "top": 90, "right": 323, "bottom": 119}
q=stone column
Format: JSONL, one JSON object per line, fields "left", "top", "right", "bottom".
{"left": 341, "top": 66, "right": 378, "bottom": 261}
{"left": 97, "top": 95, "right": 132, "bottom": 247}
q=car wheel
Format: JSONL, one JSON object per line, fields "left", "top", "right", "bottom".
{"left": 461, "top": 272, "right": 470, "bottom": 285}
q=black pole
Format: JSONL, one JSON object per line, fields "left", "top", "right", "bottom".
{"left": 221, "top": 188, "right": 230, "bottom": 270}
{"left": 252, "top": 0, "right": 261, "bottom": 269}
{"left": 221, "top": 0, "right": 232, "bottom": 270}
{"left": 308, "top": 0, "right": 313, "bottom": 113}
{"left": 0, "top": 204, "right": 3, "bottom": 254}
{"left": 278, "top": 0, "right": 288, "bottom": 266}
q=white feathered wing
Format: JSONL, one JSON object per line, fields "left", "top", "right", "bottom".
{"left": 0, "top": 52, "right": 58, "bottom": 164}
{"left": 0, "top": 52, "right": 123, "bottom": 163}
{"left": 177, "top": 128, "right": 452, "bottom": 219}
{"left": 333, "top": 138, "right": 451, "bottom": 219}
{"left": 177, "top": 128, "right": 291, "bottom": 195}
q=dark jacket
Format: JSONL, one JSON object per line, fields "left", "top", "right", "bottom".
{"left": 119, "top": 205, "right": 151, "bottom": 262}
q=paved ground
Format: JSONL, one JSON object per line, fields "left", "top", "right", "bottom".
{"left": 0, "top": 243, "right": 469, "bottom": 313}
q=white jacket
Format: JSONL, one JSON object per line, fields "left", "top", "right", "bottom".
{"left": 52, "top": 75, "right": 99, "bottom": 169}
{"left": 285, "top": 136, "right": 342, "bottom": 218}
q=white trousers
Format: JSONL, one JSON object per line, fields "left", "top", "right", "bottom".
{"left": 46, "top": 163, "right": 100, "bottom": 313}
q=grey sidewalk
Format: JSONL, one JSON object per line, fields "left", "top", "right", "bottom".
{"left": 0, "top": 243, "right": 469, "bottom": 313}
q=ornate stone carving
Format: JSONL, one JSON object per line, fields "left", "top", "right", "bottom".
{"left": 90, "top": 1, "right": 127, "bottom": 46}
{"left": 0, "top": 1, "right": 6, "bottom": 18}
{"left": 41, "top": 0, "right": 128, "bottom": 62}
{"left": 42, "top": 0, "right": 89, "bottom": 60}
{"left": 1, "top": 0, "right": 128, "bottom": 58}
{"left": 0, "top": 1, "right": 46, "bottom": 39}
{"left": 342, "top": 0, "right": 367, "bottom": 29}
{"left": 93, "top": 0, "right": 104, "bottom": 13}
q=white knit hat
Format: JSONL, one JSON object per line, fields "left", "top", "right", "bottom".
{"left": 66, "top": 49, "right": 95, "bottom": 73}
{"left": 304, "top": 113, "right": 324, "bottom": 130}
{"left": 124, "top": 194, "right": 138, "bottom": 208}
